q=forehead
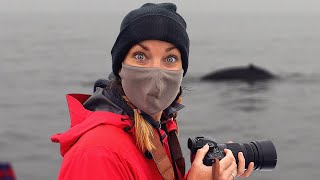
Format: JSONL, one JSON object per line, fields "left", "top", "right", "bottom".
{"left": 133, "top": 40, "right": 177, "bottom": 49}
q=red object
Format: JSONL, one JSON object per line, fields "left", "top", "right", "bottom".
{"left": 0, "top": 163, "right": 16, "bottom": 180}
{"left": 51, "top": 94, "right": 187, "bottom": 180}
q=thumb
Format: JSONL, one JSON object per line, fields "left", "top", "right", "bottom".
{"left": 193, "top": 144, "right": 209, "bottom": 165}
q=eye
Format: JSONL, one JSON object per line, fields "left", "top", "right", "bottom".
{"left": 166, "top": 55, "right": 178, "bottom": 63}
{"left": 134, "top": 52, "right": 146, "bottom": 61}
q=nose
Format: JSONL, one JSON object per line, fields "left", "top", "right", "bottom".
{"left": 150, "top": 57, "right": 162, "bottom": 69}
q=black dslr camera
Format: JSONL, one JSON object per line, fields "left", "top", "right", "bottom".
{"left": 188, "top": 136, "right": 277, "bottom": 171}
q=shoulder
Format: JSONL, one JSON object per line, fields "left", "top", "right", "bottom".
{"left": 75, "top": 124, "right": 136, "bottom": 155}
{"left": 59, "top": 125, "right": 161, "bottom": 180}
{"left": 59, "top": 134, "right": 134, "bottom": 180}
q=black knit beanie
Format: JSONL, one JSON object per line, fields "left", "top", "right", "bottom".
{"left": 111, "top": 3, "right": 190, "bottom": 77}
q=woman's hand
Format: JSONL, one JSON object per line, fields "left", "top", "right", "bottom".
{"left": 187, "top": 144, "right": 254, "bottom": 180}
{"left": 236, "top": 151, "right": 254, "bottom": 178}
{"left": 227, "top": 141, "right": 254, "bottom": 178}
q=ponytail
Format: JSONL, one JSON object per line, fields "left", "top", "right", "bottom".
{"left": 122, "top": 87, "right": 183, "bottom": 152}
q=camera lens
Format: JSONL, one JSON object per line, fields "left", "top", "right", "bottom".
{"left": 218, "top": 140, "right": 277, "bottom": 171}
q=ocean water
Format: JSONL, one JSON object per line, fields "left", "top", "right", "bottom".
{"left": 0, "top": 12, "right": 320, "bottom": 180}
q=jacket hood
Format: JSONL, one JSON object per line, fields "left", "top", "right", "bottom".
{"left": 50, "top": 91, "right": 133, "bottom": 156}
{"left": 51, "top": 80, "right": 183, "bottom": 156}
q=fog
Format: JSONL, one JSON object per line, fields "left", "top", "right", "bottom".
{"left": 1, "top": 0, "right": 319, "bottom": 13}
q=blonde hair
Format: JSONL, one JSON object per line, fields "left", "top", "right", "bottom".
{"left": 133, "top": 109, "right": 155, "bottom": 152}
{"left": 122, "top": 96, "right": 155, "bottom": 152}
{"left": 123, "top": 95, "right": 182, "bottom": 152}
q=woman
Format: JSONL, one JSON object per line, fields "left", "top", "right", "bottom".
{"left": 51, "top": 3, "right": 254, "bottom": 180}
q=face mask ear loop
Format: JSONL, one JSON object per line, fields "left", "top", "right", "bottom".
{"left": 172, "top": 96, "right": 182, "bottom": 135}
{"left": 169, "top": 86, "right": 183, "bottom": 135}
{"left": 122, "top": 96, "right": 137, "bottom": 110}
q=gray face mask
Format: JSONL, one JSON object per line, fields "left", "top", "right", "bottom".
{"left": 119, "top": 64, "right": 183, "bottom": 115}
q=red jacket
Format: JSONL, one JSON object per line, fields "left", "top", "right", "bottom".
{"left": 51, "top": 94, "right": 186, "bottom": 180}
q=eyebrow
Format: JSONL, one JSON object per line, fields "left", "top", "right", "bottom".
{"left": 137, "top": 43, "right": 177, "bottom": 52}
{"left": 166, "top": 46, "right": 177, "bottom": 52}
{"left": 137, "top": 43, "right": 150, "bottom": 51}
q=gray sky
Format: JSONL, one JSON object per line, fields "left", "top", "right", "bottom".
{"left": 1, "top": 0, "right": 319, "bottom": 13}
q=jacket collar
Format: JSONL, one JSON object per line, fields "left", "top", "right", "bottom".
{"left": 51, "top": 93, "right": 132, "bottom": 156}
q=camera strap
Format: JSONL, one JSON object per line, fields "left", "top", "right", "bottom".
{"left": 150, "top": 129, "right": 175, "bottom": 180}
{"left": 167, "top": 130, "right": 185, "bottom": 177}
{"left": 140, "top": 111, "right": 185, "bottom": 180}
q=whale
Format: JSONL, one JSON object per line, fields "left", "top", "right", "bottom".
{"left": 201, "top": 64, "right": 276, "bottom": 82}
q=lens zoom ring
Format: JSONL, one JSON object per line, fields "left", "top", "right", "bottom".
{"left": 225, "top": 143, "right": 243, "bottom": 165}
{"left": 243, "top": 143, "right": 255, "bottom": 169}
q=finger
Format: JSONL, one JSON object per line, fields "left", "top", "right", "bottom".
{"left": 193, "top": 144, "right": 209, "bottom": 165}
{"left": 240, "top": 162, "right": 254, "bottom": 178}
{"left": 220, "top": 149, "right": 236, "bottom": 169}
{"left": 231, "top": 173, "right": 236, "bottom": 180}
{"left": 224, "top": 160, "right": 237, "bottom": 179}
{"left": 212, "top": 158, "right": 220, "bottom": 180}
{"left": 237, "top": 152, "right": 245, "bottom": 176}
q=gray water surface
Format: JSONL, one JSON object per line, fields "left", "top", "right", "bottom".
{"left": 1, "top": 12, "right": 320, "bottom": 180}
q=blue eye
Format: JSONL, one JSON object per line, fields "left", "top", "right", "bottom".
{"left": 166, "top": 56, "right": 177, "bottom": 63}
{"left": 134, "top": 53, "right": 146, "bottom": 61}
